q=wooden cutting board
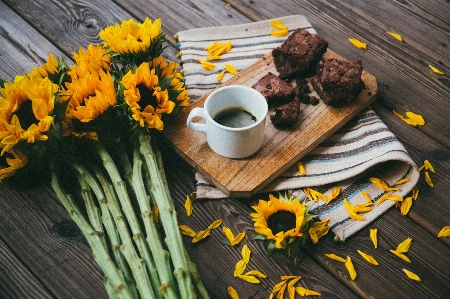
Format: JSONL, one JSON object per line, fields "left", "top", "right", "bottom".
{"left": 163, "top": 49, "right": 378, "bottom": 198}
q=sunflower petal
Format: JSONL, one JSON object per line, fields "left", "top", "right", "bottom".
{"left": 192, "top": 229, "right": 211, "bottom": 243}
{"left": 234, "top": 260, "right": 247, "bottom": 277}
{"left": 357, "top": 250, "right": 379, "bottom": 265}
{"left": 271, "top": 29, "right": 289, "bottom": 37}
{"left": 199, "top": 59, "right": 215, "bottom": 71}
{"left": 237, "top": 274, "right": 260, "bottom": 283}
{"left": 208, "top": 219, "right": 223, "bottom": 229}
{"left": 297, "top": 162, "right": 306, "bottom": 175}
{"left": 400, "top": 196, "right": 413, "bottom": 215}
{"left": 325, "top": 253, "right": 346, "bottom": 263}
{"left": 429, "top": 65, "right": 444, "bottom": 75}
{"left": 184, "top": 194, "right": 193, "bottom": 216}
{"left": 386, "top": 31, "right": 403, "bottom": 42}
{"left": 345, "top": 256, "right": 357, "bottom": 280}
{"left": 228, "top": 286, "right": 240, "bottom": 299}
{"left": 402, "top": 269, "right": 421, "bottom": 281}
{"left": 242, "top": 245, "right": 251, "bottom": 264}
{"left": 232, "top": 232, "right": 246, "bottom": 246}
{"left": 405, "top": 111, "right": 425, "bottom": 126}
{"left": 423, "top": 160, "right": 435, "bottom": 173}
{"left": 270, "top": 19, "right": 288, "bottom": 30}
{"left": 424, "top": 171, "right": 434, "bottom": 188}
{"left": 437, "top": 226, "right": 450, "bottom": 237}
{"left": 223, "top": 226, "right": 235, "bottom": 243}
{"left": 390, "top": 250, "right": 411, "bottom": 263}
{"left": 349, "top": 37, "right": 367, "bottom": 50}
{"left": 395, "top": 178, "right": 411, "bottom": 185}
{"left": 179, "top": 224, "right": 196, "bottom": 237}
{"left": 224, "top": 64, "right": 239, "bottom": 75}
{"left": 272, "top": 280, "right": 287, "bottom": 293}
{"left": 396, "top": 237, "right": 413, "bottom": 253}
{"left": 295, "top": 286, "right": 321, "bottom": 296}
{"left": 244, "top": 270, "right": 267, "bottom": 278}
{"left": 370, "top": 228, "right": 378, "bottom": 248}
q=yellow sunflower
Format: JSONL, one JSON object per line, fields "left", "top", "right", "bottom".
{"left": 121, "top": 61, "right": 175, "bottom": 130}
{"left": 68, "top": 44, "right": 111, "bottom": 78}
{"left": 0, "top": 149, "right": 28, "bottom": 181}
{"left": 99, "top": 17, "right": 162, "bottom": 54}
{"left": 0, "top": 71, "right": 57, "bottom": 154}
{"left": 63, "top": 69, "right": 116, "bottom": 123}
{"left": 33, "top": 53, "right": 59, "bottom": 78}
{"left": 251, "top": 193, "right": 314, "bottom": 252}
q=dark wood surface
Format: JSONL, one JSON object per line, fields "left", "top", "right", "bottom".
{"left": 0, "top": 1, "right": 449, "bottom": 298}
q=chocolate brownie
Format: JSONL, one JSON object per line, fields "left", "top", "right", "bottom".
{"left": 311, "top": 58, "right": 364, "bottom": 106}
{"left": 252, "top": 72, "right": 295, "bottom": 105}
{"left": 270, "top": 97, "right": 300, "bottom": 128}
{"left": 272, "top": 28, "right": 328, "bottom": 79}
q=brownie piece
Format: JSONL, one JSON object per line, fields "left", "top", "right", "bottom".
{"left": 272, "top": 28, "right": 328, "bottom": 79}
{"left": 311, "top": 58, "right": 364, "bottom": 106}
{"left": 252, "top": 72, "right": 295, "bottom": 105}
{"left": 270, "top": 97, "right": 300, "bottom": 128}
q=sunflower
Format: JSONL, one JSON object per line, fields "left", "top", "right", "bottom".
{"left": 121, "top": 61, "right": 176, "bottom": 130}
{"left": 99, "top": 18, "right": 164, "bottom": 66}
{"left": 0, "top": 149, "right": 28, "bottom": 181}
{"left": 0, "top": 71, "right": 58, "bottom": 154}
{"left": 63, "top": 69, "right": 116, "bottom": 123}
{"left": 251, "top": 193, "right": 315, "bottom": 255}
{"left": 68, "top": 44, "right": 111, "bottom": 79}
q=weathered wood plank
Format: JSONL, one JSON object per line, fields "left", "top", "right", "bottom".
{"left": 0, "top": 237, "right": 53, "bottom": 299}
{"left": 305, "top": 208, "right": 450, "bottom": 299}
{"left": 0, "top": 182, "right": 108, "bottom": 299}
{"left": 227, "top": 0, "right": 450, "bottom": 149}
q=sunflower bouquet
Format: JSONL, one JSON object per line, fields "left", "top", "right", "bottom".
{"left": 0, "top": 18, "right": 208, "bottom": 299}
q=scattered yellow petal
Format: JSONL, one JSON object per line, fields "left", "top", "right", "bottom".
{"left": 272, "top": 280, "right": 287, "bottom": 293}
{"left": 270, "top": 19, "right": 288, "bottom": 30}
{"left": 357, "top": 250, "right": 379, "bottom": 265}
{"left": 418, "top": 164, "right": 425, "bottom": 171}
{"left": 349, "top": 211, "right": 366, "bottom": 221}
{"left": 403, "top": 269, "right": 421, "bottom": 281}
{"left": 208, "top": 219, "right": 223, "bottom": 229}
{"left": 396, "top": 237, "right": 413, "bottom": 253}
{"left": 242, "top": 245, "right": 251, "bottom": 264}
{"left": 237, "top": 274, "right": 260, "bottom": 283}
{"left": 345, "top": 256, "right": 357, "bottom": 280}
{"left": 386, "top": 194, "right": 403, "bottom": 202}
{"left": 325, "top": 253, "right": 346, "bottom": 263}
{"left": 223, "top": 226, "right": 235, "bottom": 244}
{"left": 298, "top": 162, "right": 306, "bottom": 175}
{"left": 370, "top": 228, "right": 378, "bottom": 248}
{"left": 277, "top": 283, "right": 287, "bottom": 299}
{"left": 281, "top": 275, "right": 299, "bottom": 281}
{"left": 349, "top": 37, "right": 367, "bottom": 50}
{"left": 295, "top": 286, "right": 321, "bottom": 296}
{"left": 206, "top": 55, "right": 222, "bottom": 61}
{"left": 179, "top": 224, "right": 196, "bottom": 237}
{"left": 225, "top": 64, "right": 239, "bottom": 75}
{"left": 199, "top": 59, "right": 215, "bottom": 71}
{"left": 303, "top": 188, "right": 312, "bottom": 201}
{"left": 309, "top": 219, "right": 330, "bottom": 244}
{"left": 228, "top": 286, "right": 240, "bottom": 299}
{"left": 375, "top": 193, "right": 389, "bottom": 206}
{"left": 354, "top": 203, "right": 373, "bottom": 213}
{"left": 370, "top": 177, "right": 399, "bottom": 191}
{"left": 271, "top": 29, "right": 289, "bottom": 37}
{"left": 205, "top": 41, "right": 218, "bottom": 51}
{"left": 217, "top": 70, "right": 226, "bottom": 82}
{"left": 424, "top": 171, "right": 434, "bottom": 188}
{"left": 192, "top": 229, "right": 211, "bottom": 243}
{"left": 361, "top": 191, "right": 372, "bottom": 204}
{"left": 386, "top": 31, "right": 403, "bottom": 42}
{"left": 437, "top": 226, "right": 450, "bottom": 237}
{"left": 423, "top": 160, "right": 435, "bottom": 173}
{"left": 232, "top": 232, "right": 246, "bottom": 246}
{"left": 390, "top": 250, "right": 411, "bottom": 263}
{"left": 327, "top": 188, "right": 341, "bottom": 203}
{"left": 395, "top": 178, "right": 411, "bottom": 185}
{"left": 405, "top": 111, "right": 425, "bottom": 126}
{"left": 185, "top": 194, "right": 193, "bottom": 216}
{"left": 309, "top": 188, "right": 329, "bottom": 202}
{"left": 244, "top": 270, "right": 267, "bottom": 278}
{"left": 429, "top": 65, "right": 444, "bottom": 75}
{"left": 400, "top": 196, "right": 413, "bottom": 215}
{"left": 412, "top": 186, "right": 419, "bottom": 200}
{"left": 234, "top": 260, "right": 247, "bottom": 277}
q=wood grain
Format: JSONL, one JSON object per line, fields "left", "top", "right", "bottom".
{"left": 164, "top": 49, "right": 377, "bottom": 197}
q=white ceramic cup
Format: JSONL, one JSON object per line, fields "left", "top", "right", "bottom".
{"left": 186, "top": 85, "right": 268, "bottom": 158}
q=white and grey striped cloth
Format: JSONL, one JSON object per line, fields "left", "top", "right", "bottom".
{"left": 176, "top": 15, "right": 420, "bottom": 241}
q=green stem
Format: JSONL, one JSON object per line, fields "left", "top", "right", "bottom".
{"left": 95, "top": 142, "right": 163, "bottom": 299}
{"left": 73, "top": 162, "right": 138, "bottom": 299}
{"left": 132, "top": 146, "right": 179, "bottom": 299}
{"left": 138, "top": 131, "right": 194, "bottom": 299}
{"left": 50, "top": 165, "right": 134, "bottom": 299}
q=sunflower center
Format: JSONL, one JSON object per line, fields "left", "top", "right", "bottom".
{"left": 137, "top": 84, "right": 157, "bottom": 109}
{"left": 267, "top": 210, "right": 296, "bottom": 235}
{"left": 14, "top": 100, "right": 38, "bottom": 129}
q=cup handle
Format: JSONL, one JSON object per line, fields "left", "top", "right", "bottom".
{"left": 186, "top": 107, "right": 207, "bottom": 133}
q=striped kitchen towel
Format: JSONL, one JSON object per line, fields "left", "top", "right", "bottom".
{"left": 176, "top": 15, "right": 420, "bottom": 241}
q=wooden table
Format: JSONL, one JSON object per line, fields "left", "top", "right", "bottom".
{"left": 1, "top": 1, "right": 449, "bottom": 298}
